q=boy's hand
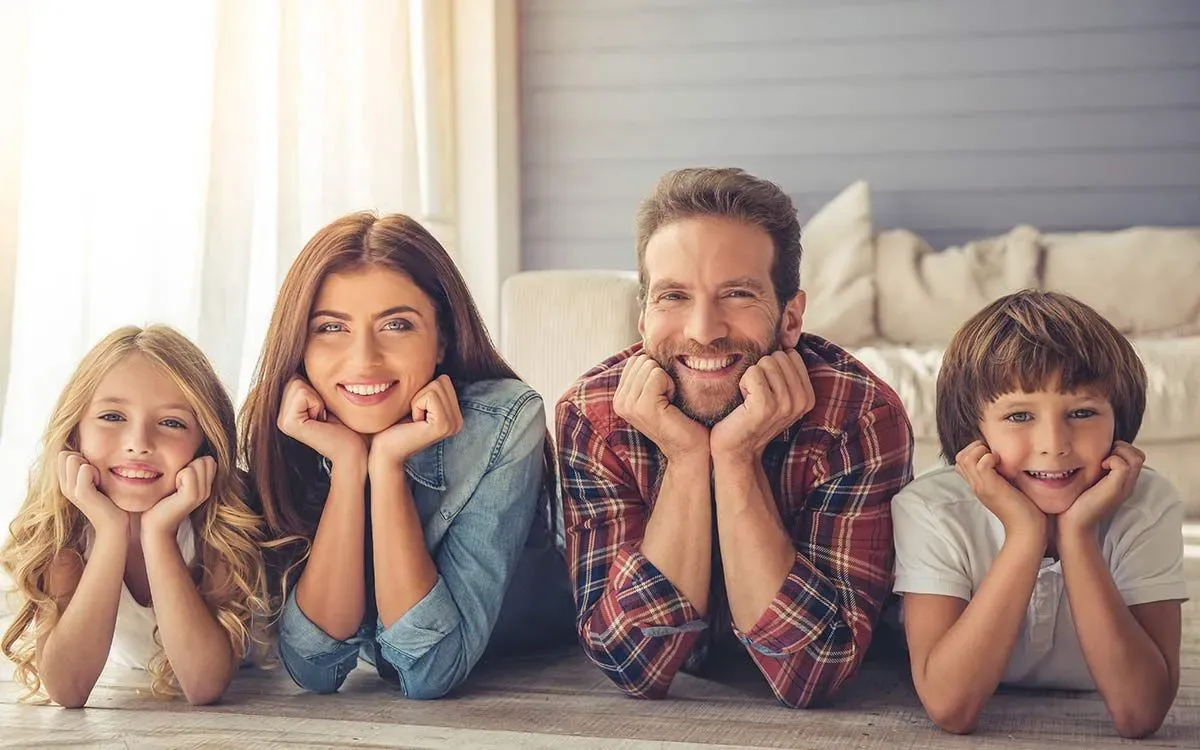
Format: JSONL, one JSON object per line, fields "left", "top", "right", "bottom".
{"left": 956, "top": 441, "right": 1046, "bottom": 541}
{"left": 1059, "top": 441, "right": 1144, "bottom": 536}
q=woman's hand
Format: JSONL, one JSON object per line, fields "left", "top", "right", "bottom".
{"left": 277, "top": 376, "right": 367, "bottom": 466}
{"left": 369, "top": 375, "right": 463, "bottom": 472}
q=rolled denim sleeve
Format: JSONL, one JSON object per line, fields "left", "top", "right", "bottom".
{"left": 277, "top": 588, "right": 364, "bottom": 693}
{"left": 375, "top": 391, "right": 546, "bottom": 699}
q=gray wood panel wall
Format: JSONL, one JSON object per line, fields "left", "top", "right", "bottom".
{"left": 518, "top": 0, "right": 1200, "bottom": 270}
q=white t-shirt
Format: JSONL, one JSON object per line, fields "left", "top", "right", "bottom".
{"left": 892, "top": 466, "right": 1188, "bottom": 690}
{"left": 84, "top": 518, "right": 198, "bottom": 670}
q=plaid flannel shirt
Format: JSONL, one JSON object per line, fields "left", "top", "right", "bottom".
{"left": 556, "top": 334, "right": 914, "bottom": 708}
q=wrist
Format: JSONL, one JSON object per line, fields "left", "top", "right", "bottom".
{"left": 1002, "top": 517, "right": 1048, "bottom": 554}
{"left": 663, "top": 443, "right": 711, "bottom": 468}
{"left": 140, "top": 524, "right": 181, "bottom": 552}
{"left": 1055, "top": 520, "right": 1098, "bottom": 551}
{"left": 711, "top": 443, "right": 762, "bottom": 467}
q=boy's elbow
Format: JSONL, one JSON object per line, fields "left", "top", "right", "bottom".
{"left": 924, "top": 698, "right": 981, "bottom": 735}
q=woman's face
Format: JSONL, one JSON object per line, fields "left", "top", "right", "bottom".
{"left": 303, "top": 267, "right": 444, "bottom": 434}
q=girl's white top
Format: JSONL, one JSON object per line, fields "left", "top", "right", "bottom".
{"left": 84, "top": 518, "right": 197, "bottom": 670}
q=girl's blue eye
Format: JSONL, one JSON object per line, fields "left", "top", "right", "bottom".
{"left": 99, "top": 413, "right": 124, "bottom": 422}
{"left": 161, "top": 418, "right": 187, "bottom": 429}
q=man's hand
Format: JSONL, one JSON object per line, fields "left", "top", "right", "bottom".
{"left": 710, "top": 349, "right": 814, "bottom": 462}
{"left": 613, "top": 354, "right": 710, "bottom": 461}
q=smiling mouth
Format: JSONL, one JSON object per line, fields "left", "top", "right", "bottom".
{"left": 677, "top": 355, "right": 740, "bottom": 373}
{"left": 1025, "top": 469, "right": 1080, "bottom": 480}
{"left": 341, "top": 381, "right": 396, "bottom": 396}
{"left": 111, "top": 467, "right": 163, "bottom": 481}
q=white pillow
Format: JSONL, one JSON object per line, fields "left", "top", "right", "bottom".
{"left": 799, "top": 180, "right": 878, "bottom": 346}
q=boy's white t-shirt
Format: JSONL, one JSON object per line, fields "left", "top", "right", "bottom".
{"left": 84, "top": 518, "right": 198, "bottom": 670}
{"left": 892, "top": 466, "right": 1188, "bottom": 690}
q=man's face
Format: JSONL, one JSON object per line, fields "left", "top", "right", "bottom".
{"left": 639, "top": 216, "right": 804, "bottom": 423}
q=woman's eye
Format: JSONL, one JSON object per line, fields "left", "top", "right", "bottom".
{"left": 1004, "top": 412, "right": 1033, "bottom": 423}
{"left": 382, "top": 318, "right": 412, "bottom": 331}
{"left": 315, "top": 322, "right": 346, "bottom": 334}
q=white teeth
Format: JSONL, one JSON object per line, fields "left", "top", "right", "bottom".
{"left": 1027, "top": 470, "right": 1075, "bottom": 480}
{"left": 344, "top": 383, "right": 392, "bottom": 396}
{"left": 113, "top": 468, "right": 159, "bottom": 480}
{"left": 682, "top": 356, "right": 735, "bottom": 372}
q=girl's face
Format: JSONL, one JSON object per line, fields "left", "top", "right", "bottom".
{"left": 978, "top": 384, "right": 1116, "bottom": 515}
{"left": 76, "top": 354, "right": 205, "bottom": 513}
{"left": 303, "top": 267, "right": 443, "bottom": 435}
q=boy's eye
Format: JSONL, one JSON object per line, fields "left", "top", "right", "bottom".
{"left": 1004, "top": 412, "right": 1033, "bottom": 423}
{"left": 1068, "top": 408, "right": 1096, "bottom": 419}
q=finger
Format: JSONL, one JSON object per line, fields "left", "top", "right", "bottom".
{"left": 739, "top": 364, "right": 771, "bottom": 413}
{"left": 57, "top": 452, "right": 70, "bottom": 497}
{"left": 615, "top": 355, "right": 647, "bottom": 403}
{"left": 74, "top": 464, "right": 100, "bottom": 502}
{"left": 785, "top": 349, "right": 815, "bottom": 414}
{"left": 645, "top": 366, "right": 675, "bottom": 405}
{"left": 756, "top": 355, "right": 790, "bottom": 411}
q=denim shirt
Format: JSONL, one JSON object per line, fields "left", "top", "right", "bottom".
{"left": 277, "top": 378, "right": 563, "bottom": 698}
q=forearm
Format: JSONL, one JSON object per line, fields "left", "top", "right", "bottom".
{"left": 369, "top": 464, "right": 437, "bottom": 628}
{"left": 37, "top": 536, "right": 125, "bottom": 708}
{"left": 915, "top": 532, "right": 1044, "bottom": 731}
{"left": 711, "top": 452, "right": 794, "bottom": 631}
{"left": 295, "top": 457, "right": 368, "bottom": 639}
{"left": 639, "top": 451, "right": 714, "bottom": 615}
{"left": 1058, "top": 530, "right": 1175, "bottom": 737}
{"left": 142, "top": 532, "right": 233, "bottom": 705}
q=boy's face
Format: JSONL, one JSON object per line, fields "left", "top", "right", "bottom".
{"left": 978, "top": 384, "right": 1116, "bottom": 515}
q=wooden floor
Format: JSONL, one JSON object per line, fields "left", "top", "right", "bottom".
{"left": 3, "top": 527, "right": 1199, "bottom": 749}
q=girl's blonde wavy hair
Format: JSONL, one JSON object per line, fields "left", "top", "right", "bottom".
{"left": 0, "top": 325, "right": 271, "bottom": 700}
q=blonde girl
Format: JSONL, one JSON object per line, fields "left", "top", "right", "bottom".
{"left": 1, "top": 325, "right": 269, "bottom": 707}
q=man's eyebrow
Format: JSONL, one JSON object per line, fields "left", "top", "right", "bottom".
{"left": 718, "top": 277, "right": 767, "bottom": 293}
{"left": 648, "top": 278, "right": 688, "bottom": 294}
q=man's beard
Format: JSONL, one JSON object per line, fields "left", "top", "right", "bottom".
{"left": 645, "top": 323, "right": 782, "bottom": 425}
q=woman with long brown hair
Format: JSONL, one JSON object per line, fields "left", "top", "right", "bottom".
{"left": 240, "top": 212, "right": 573, "bottom": 698}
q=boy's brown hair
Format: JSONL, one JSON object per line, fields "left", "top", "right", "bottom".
{"left": 936, "top": 290, "right": 1147, "bottom": 461}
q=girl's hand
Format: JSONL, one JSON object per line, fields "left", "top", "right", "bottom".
{"left": 141, "top": 456, "right": 217, "bottom": 540}
{"left": 277, "top": 376, "right": 367, "bottom": 466}
{"left": 57, "top": 451, "right": 129, "bottom": 539}
{"left": 369, "top": 375, "right": 463, "bottom": 471}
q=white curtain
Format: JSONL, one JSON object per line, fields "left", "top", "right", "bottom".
{"left": 0, "top": 0, "right": 457, "bottom": 529}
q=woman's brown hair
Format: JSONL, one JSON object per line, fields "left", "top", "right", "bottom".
{"left": 936, "top": 289, "right": 1147, "bottom": 462}
{"left": 238, "top": 212, "right": 555, "bottom": 593}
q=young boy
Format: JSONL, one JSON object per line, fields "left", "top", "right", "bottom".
{"left": 893, "top": 290, "right": 1187, "bottom": 738}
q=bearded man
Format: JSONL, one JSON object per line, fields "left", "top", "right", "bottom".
{"left": 555, "top": 168, "right": 914, "bottom": 708}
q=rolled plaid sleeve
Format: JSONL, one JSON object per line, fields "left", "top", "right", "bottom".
{"left": 557, "top": 399, "right": 707, "bottom": 699}
{"left": 735, "top": 400, "right": 913, "bottom": 708}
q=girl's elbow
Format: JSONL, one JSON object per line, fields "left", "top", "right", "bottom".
{"left": 1110, "top": 706, "right": 1168, "bottom": 739}
{"left": 48, "top": 688, "right": 90, "bottom": 710}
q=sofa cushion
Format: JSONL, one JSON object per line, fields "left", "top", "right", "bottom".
{"left": 799, "top": 180, "right": 877, "bottom": 347}
{"left": 850, "top": 336, "right": 1200, "bottom": 447}
{"left": 1041, "top": 227, "right": 1200, "bottom": 338}
{"left": 875, "top": 225, "right": 1042, "bottom": 346}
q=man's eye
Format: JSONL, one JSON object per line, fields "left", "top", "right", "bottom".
{"left": 659, "top": 292, "right": 685, "bottom": 302}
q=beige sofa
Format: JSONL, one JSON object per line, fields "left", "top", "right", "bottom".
{"left": 500, "top": 182, "right": 1200, "bottom": 517}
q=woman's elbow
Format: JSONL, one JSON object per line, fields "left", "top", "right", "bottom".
{"left": 399, "top": 669, "right": 463, "bottom": 700}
